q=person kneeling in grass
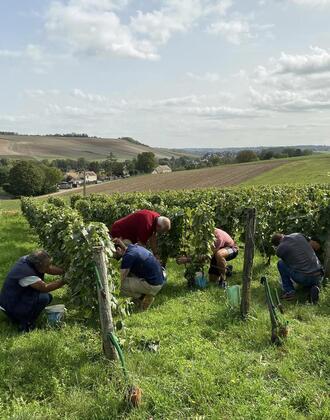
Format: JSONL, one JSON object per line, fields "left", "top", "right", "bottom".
{"left": 176, "top": 228, "right": 239, "bottom": 286}
{"left": 113, "top": 239, "right": 166, "bottom": 310}
{"left": 0, "top": 250, "right": 66, "bottom": 332}
{"left": 271, "top": 233, "right": 323, "bottom": 303}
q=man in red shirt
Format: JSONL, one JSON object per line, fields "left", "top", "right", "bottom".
{"left": 110, "top": 209, "right": 171, "bottom": 256}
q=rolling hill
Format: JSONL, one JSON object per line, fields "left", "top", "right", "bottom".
{"left": 48, "top": 159, "right": 287, "bottom": 197}
{"left": 0, "top": 134, "right": 194, "bottom": 161}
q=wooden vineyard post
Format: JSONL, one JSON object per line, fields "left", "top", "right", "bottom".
{"left": 324, "top": 232, "right": 330, "bottom": 280}
{"left": 93, "top": 246, "right": 118, "bottom": 361}
{"left": 83, "top": 169, "right": 87, "bottom": 197}
{"left": 240, "top": 208, "right": 257, "bottom": 320}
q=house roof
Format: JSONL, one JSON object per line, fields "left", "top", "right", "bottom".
{"left": 152, "top": 165, "right": 172, "bottom": 174}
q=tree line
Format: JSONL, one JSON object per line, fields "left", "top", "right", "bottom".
{"left": 0, "top": 146, "right": 314, "bottom": 197}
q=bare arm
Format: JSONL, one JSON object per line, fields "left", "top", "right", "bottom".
{"left": 45, "top": 265, "right": 65, "bottom": 276}
{"left": 30, "top": 279, "right": 66, "bottom": 293}
{"left": 310, "top": 240, "right": 321, "bottom": 252}
{"left": 176, "top": 254, "right": 208, "bottom": 265}
{"left": 120, "top": 269, "right": 130, "bottom": 283}
{"left": 149, "top": 233, "right": 158, "bottom": 256}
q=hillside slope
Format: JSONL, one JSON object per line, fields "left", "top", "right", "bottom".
{"left": 0, "top": 134, "right": 193, "bottom": 161}
{"left": 50, "top": 159, "right": 286, "bottom": 196}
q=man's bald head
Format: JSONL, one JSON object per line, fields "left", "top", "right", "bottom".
{"left": 156, "top": 216, "right": 171, "bottom": 234}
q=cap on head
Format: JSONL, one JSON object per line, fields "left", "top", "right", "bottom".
{"left": 157, "top": 216, "right": 171, "bottom": 232}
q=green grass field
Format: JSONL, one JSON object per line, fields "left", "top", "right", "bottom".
{"left": 242, "top": 154, "right": 330, "bottom": 186}
{"left": 0, "top": 211, "right": 329, "bottom": 419}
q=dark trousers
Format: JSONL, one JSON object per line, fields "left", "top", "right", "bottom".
{"left": 277, "top": 260, "right": 321, "bottom": 293}
{"left": 29, "top": 293, "right": 53, "bottom": 324}
{"left": 7, "top": 293, "right": 53, "bottom": 331}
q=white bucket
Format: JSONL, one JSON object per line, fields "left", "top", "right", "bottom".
{"left": 45, "top": 304, "right": 66, "bottom": 325}
{"left": 45, "top": 304, "right": 65, "bottom": 313}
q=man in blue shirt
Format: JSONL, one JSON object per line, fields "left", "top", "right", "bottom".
{"left": 113, "top": 239, "right": 166, "bottom": 310}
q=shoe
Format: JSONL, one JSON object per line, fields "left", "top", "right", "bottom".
{"left": 280, "top": 291, "right": 296, "bottom": 301}
{"left": 141, "top": 295, "right": 155, "bottom": 311}
{"left": 18, "top": 322, "right": 36, "bottom": 333}
{"left": 226, "top": 265, "right": 233, "bottom": 277}
{"left": 310, "top": 286, "right": 320, "bottom": 304}
{"left": 218, "top": 280, "right": 227, "bottom": 289}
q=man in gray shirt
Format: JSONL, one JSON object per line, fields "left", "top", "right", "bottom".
{"left": 271, "top": 233, "right": 323, "bottom": 303}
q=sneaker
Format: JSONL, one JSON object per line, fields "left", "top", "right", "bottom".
{"left": 310, "top": 285, "right": 320, "bottom": 304}
{"left": 280, "top": 291, "right": 296, "bottom": 301}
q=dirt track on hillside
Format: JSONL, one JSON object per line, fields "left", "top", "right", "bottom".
{"left": 49, "top": 160, "right": 286, "bottom": 197}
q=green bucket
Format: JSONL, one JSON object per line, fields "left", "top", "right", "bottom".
{"left": 227, "top": 285, "right": 241, "bottom": 308}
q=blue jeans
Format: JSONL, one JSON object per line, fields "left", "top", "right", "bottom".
{"left": 277, "top": 260, "right": 321, "bottom": 293}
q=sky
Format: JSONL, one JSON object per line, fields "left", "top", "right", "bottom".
{"left": 1, "top": 0, "right": 330, "bottom": 149}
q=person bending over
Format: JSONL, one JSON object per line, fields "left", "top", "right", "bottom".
{"left": 176, "top": 228, "right": 238, "bottom": 285}
{"left": 113, "top": 239, "right": 166, "bottom": 310}
{"left": 110, "top": 209, "right": 171, "bottom": 257}
{"left": 271, "top": 233, "right": 323, "bottom": 303}
{"left": 0, "top": 250, "right": 66, "bottom": 332}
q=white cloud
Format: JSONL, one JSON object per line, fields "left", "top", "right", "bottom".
{"left": 44, "top": 102, "right": 121, "bottom": 119}
{"left": 291, "top": 0, "right": 330, "bottom": 7}
{"left": 46, "top": 0, "right": 159, "bottom": 60}
{"left": 130, "top": 0, "right": 205, "bottom": 45}
{"left": 0, "top": 114, "right": 32, "bottom": 122}
{"left": 186, "top": 71, "right": 220, "bottom": 82}
{"left": 208, "top": 19, "right": 252, "bottom": 44}
{"left": 185, "top": 105, "right": 263, "bottom": 118}
{"left": 72, "top": 88, "right": 107, "bottom": 103}
{"left": 25, "top": 89, "right": 61, "bottom": 98}
{"left": 44, "top": 0, "right": 263, "bottom": 60}
{"left": 207, "top": 17, "right": 274, "bottom": 45}
{"left": 273, "top": 47, "right": 330, "bottom": 75}
{"left": 0, "top": 44, "right": 51, "bottom": 74}
{"left": 0, "top": 44, "right": 44, "bottom": 61}
{"left": 0, "top": 49, "right": 22, "bottom": 58}
{"left": 250, "top": 87, "right": 330, "bottom": 111}
{"left": 250, "top": 47, "right": 330, "bottom": 112}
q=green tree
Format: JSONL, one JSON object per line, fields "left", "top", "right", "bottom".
{"left": 236, "top": 150, "right": 258, "bottom": 163}
{"left": 0, "top": 158, "right": 9, "bottom": 166}
{"left": 124, "top": 159, "right": 137, "bottom": 175}
{"left": 42, "top": 166, "right": 63, "bottom": 194}
{"left": 136, "top": 152, "right": 156, "bottom": 173}
{"left": 0, "top": 166, "right": 10, "bottom": 186}
{"left": 77, "top": 157, "right": 87, "bottom": 170}
{"left": 259, "top": 149, "right": 274, "bottom": 160}
{"left": 111, "top": 162, "right": 125, "bottom": 177}
{"left": 3, "top": 161, "right": 45, "bottom": 197}
{"left": 88, "top": 161, "right": 101, "bottom": 173}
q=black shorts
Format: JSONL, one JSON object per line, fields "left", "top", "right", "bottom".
{"left": 208, "top": 247, "right": 239, "bottom": 276}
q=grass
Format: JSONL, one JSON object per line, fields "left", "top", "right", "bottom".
{"left": 0, "top": 211, "right": 330, "bottom": 419}
{"left": 242, "top": 154, "right": 330, "bottom": 186}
